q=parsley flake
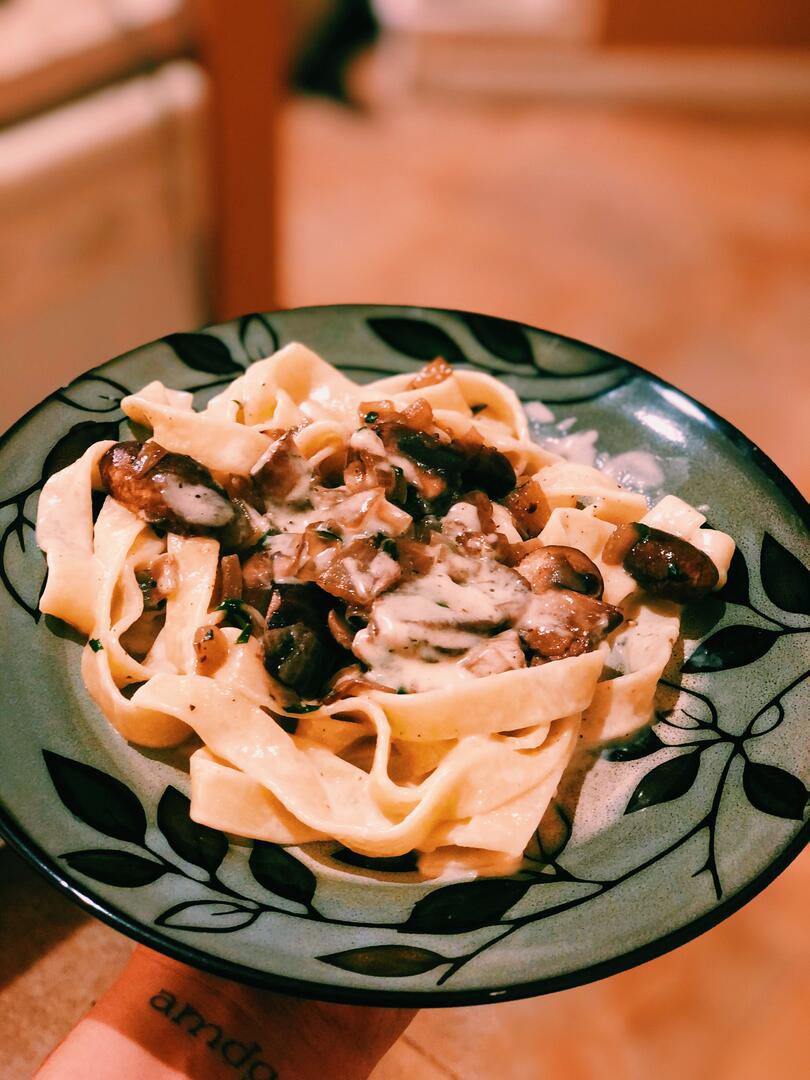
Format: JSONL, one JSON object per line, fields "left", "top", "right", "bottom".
{"left": 216, "top": 598, "right": 253, "bottom": 643}
{"left": 315, "top": 527, "right": 342, "bottom": 542}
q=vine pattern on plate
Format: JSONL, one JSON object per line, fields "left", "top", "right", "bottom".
{"left": 1, "top": 310, "right": 807, "bottom": 983}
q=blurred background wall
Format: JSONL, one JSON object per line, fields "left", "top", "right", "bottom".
{"left": 1, "top": 0, "right": 808, "bottom": 499}
{"left": 0, "top": 2, "right": 808, "bottom": 1076}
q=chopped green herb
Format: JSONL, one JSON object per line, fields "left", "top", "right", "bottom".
{"left": 89, "top": 638, "right": 104, "bottom": 652}
{"left": 216, "top": 598, "right": 253, "bottom": 643}
{"left": 284, "top": 702, "right": 321, "bottom": 714}
{"left": 250, "top": 526, "right": 281, "bottom": 552}
{"left": 375, "top": 535, "right": 398, "bottom": 558}
{"left": 470, "top": 403, "right": 487, "bottom": 415}
{"left": 396, "top": 687, "right": 409, "bottom": 695}
{"left": 315, "top": 527, "right": 342, "bottom": 542}
{"left": 435, "top": 600, "right": 449, "bottom": 608}
{"left": 363, "top": 411, "right": 379, "bottom": 423}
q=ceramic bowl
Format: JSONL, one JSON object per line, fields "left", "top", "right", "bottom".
{"left": 0, "top": 305, "right": 807, "bottom": 1005}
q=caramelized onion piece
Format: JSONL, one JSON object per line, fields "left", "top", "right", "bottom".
{"left": 517, "top": 545, "right": 604, "bottom": 598}
{"left": 327, "top": 608, "right": 356, "bottom": 650}
{"left": 219, "top": 554, "right": 243, "bottom": 601}
{"left": 408, "top": 357, "right": 454, "bottom": 389}
{"left": 193, "top": 625, "right": 229, "bottom": 675}
{"left": 322, "top": 666, "right": 396, "bottom": 703}
{"left": 604, "top": 523, "right": 718, "bottom": 603}
{"left": 503, "top": 477, "right": 550, "bottom": 539}
{"left": 131, "top": 440, "right": 169, "bottom": 476}
{"left": 241, "top": 550, "right": 275, "bottom": 613}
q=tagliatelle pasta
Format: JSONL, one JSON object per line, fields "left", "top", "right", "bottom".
{"left": 37, "top": 343, "right": 735, "bottom": 877}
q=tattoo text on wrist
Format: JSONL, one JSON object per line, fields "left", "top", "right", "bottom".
{"left": 150, "top": 988, "right": 277, "bottom": 1079}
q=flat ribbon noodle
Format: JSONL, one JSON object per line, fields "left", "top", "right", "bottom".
{"left": 36, "top": 340, "right": 737, "bottom": 872}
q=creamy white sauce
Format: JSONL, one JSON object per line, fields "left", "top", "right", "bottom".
{"left": 343, "top": 550, "right": 399, "bottom": 603}
{"left": 321, "top": 488, "right": 411, "bottom": 539}
{"left": 524, "top": 401, "right": 555, "bottom": 424}
{"left": 349, "top": 427, "right": 386, "bottom": 456}
{"left": 443, "top": 501, "right": 482, "bottom": 533}
{"left": 352, "top": 553, "right": 530, "bottom": 692}
{"left": 600, "top": 450, "right": 664, "bottom": 492}
{"left": 539, "top": 421, "right": 668, "bottom": 496}
{"left": 521, "top": 589, "right": 603, "bottom": 639}
{"left": 539, "top": 428, "right": 599, "bottom": 466}
{"left": 161, "top": 478, "right": 234, "bottom": 527}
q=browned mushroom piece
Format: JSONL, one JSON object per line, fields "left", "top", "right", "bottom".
{"left": 316, "top": 538, "right": 401, "bottom": 606}
{"left": 263, "top": 583, "right": 351, "bottom": 698}
{"left": 521, "top": 589, "right": 623, "bottom": 661}
{"left": 252, "top": 430, "right": 311, "bottom": 505}
{"left": 453, "top": 432, "right": 516, "bottom": 500}
{"left": 99, "top": 441, "right": 235, "bottom": 535}
{"left": 503, "top": 477, "right": 550, "bottom": 539}
{"left": 263, "top": 623, "right": 335, "bottom": 699}
{"left": 517, "top": 545, "right": 604, "bottom": 598}
{"left": 408, "top": 357, "right": 454, "bottom": 389}
{"left": 193, "top": 625, "right": 229, "bottom": 675}
{"left": 396, "top": 538, "right": 435, "bottom": 578}
{"left": 603, "top": 522, "right": 718, "bottom": 604}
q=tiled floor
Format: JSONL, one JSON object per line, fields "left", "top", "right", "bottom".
{"left": 1, "top": 92, "right": 808, "bottom": 1078}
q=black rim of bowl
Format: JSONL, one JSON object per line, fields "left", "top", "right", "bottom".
{"left": 0, "top": 304, "right": 807, "bottom": 1007}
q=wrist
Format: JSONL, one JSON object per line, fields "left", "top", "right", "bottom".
{"left": 37, "top": 945, "right": 415, "bottom": 1080}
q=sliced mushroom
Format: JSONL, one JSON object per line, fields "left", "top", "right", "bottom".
{"left": 454, "top": 432, "right": 516, "bottom": 500}
{"left": 517, "top": 545, "right": 604, "bottom": 598}
{"left": 99, "top": 442, "right": 235, "bottom": 535}
{"left": 263, "top": 622, "right": 336, "bottom": 699}
{"left": 603, "top": 522, "right": 718, "bottom": 603}
{"left": 316, "top": 538, "right": 401, "bottom": 606}
{"left": 252, "top": 430, "right": 311, "bottom": 505}
{"left": 520, "top": 589, "right": 622, "bottom": 660}
{"left": 459, "top": 629, "right": 527, "bottom": 677}
{"left": 263, "top": 583, "right": 350, "bottom": 698}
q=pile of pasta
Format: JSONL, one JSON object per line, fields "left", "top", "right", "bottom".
{"left": 37, "top": 344, "right": 735, "bottom": 877}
